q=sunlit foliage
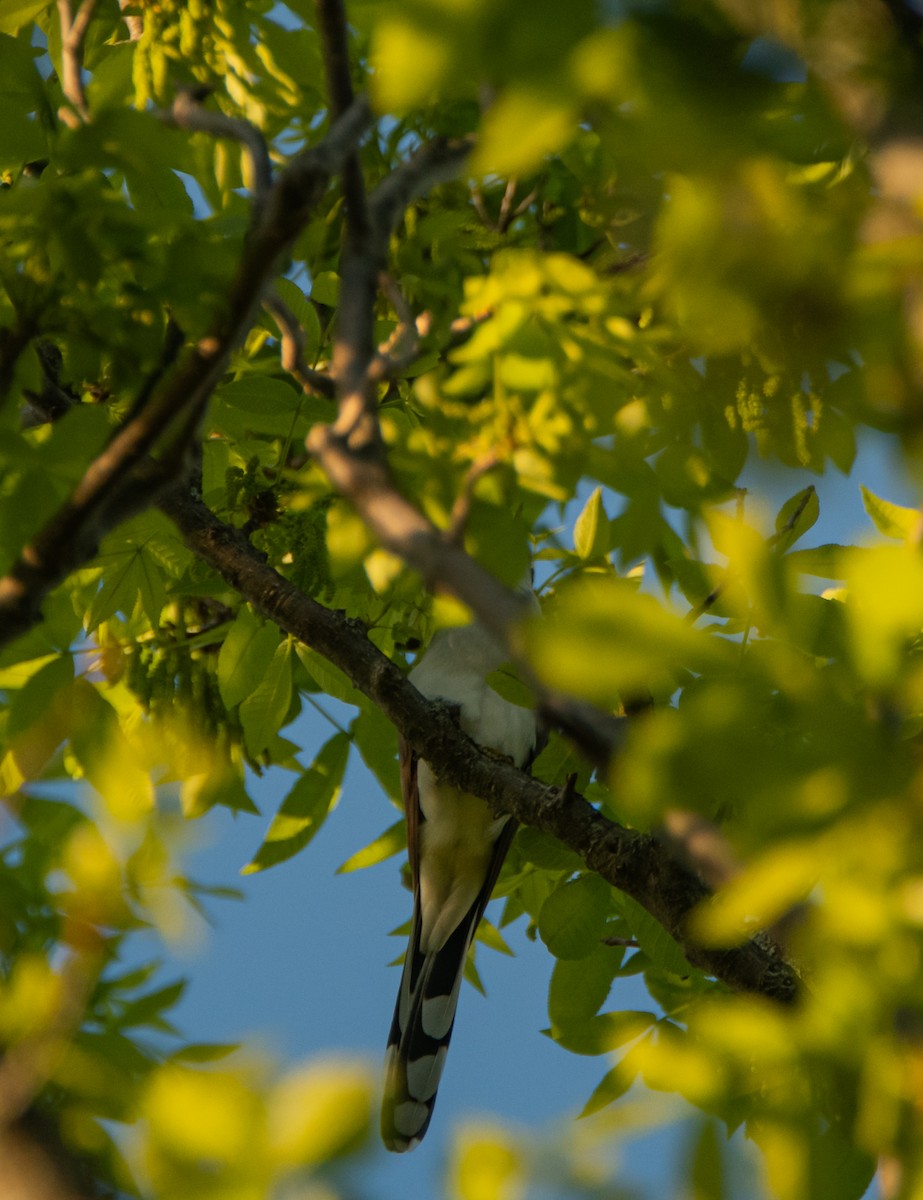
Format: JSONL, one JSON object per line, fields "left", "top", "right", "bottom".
{"left": 1, "top": 0, "right": 922, "bottom": 1196}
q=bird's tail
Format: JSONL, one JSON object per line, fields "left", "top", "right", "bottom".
{"left": 381, "top": 898, "right": 477, "bottom": 1152}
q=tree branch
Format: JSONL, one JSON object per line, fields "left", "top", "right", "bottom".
{"left": 369, "top": 137, "right": 474, "bottom": 237}
{"left": 317, "top": 0, "right": 378, "bottom": 439}
{"left": 368, "top": 272, "right": 422, "bottom": 382}
{"left": 0, "top": 1119, "right": 91, "bottom": 1200}
{"left": 116, "top": 0, "right": 142, "bottom": 41}
{"left": 157, "top": 480, "right": 799, "bottom": 1005}
{"left": 56, "top": 0, "right": 96, "bottom": 124}
{"left": 262, "top": 294, "right": 337, "bottom": 399}
{"left": 159, "top": 90, "right": 273, "bottom": 213}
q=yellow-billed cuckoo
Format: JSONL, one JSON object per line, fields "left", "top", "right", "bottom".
{"left": 381, "top": 605, "right": 541, "bottom": 1152}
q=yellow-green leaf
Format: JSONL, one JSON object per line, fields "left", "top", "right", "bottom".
{"left": 860, "top": 485, "right": 918, "bottom": 540}
{"left": 573, "top": 486, "right": 610, "bottom": 559}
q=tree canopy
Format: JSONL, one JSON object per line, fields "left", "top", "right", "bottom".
{"left": 1, "top": 0, "right": 923, "bottom": 1196}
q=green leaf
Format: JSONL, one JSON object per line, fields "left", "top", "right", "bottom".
{"left": 15, "top": 792, "right": 84, "bottom": 843}
{"left": 573, "top": 487, "right": 610, "bottom": 559}
{"left": 860, "top": 485, "right": 918, "bottom": 540}
{"left": 297, "top": 644, "right": 361, "bottom": 706}
{"left": 785, "top": 543, "right": 848, "bottom": 579}
{"left": 218, "top": 608, "right": 280, "bottom": 709}
{"left": 7, "top": 653, "right": 73, "bottom": 737}
{"left": 548, "top": 942, "right": 621, "bottom": 1027}
{"left": 170, "top": 1042, "right": 240, "bottom": 1063}
{"left": 337, "top": 820, "right": 405, "bottom": 874}
{"left": 516, "top": 826, "right": 583, "bottom": 873}
{"left": 351, "top": 704, "right": 401, "bottom": 801}
{"left": 527, "top": 576, "right": 734, "bottom": 705}
{"left": 472, "top": 86, "right": 577, "bottom": 177}
{"left": 773, "top": 485, "right": 819, "bottom": 553}
{"left": 0, "top": 2, "right": 49, "bottom": 35}
{"left": 579, "top": 1057, "right": 639, "bottom": 1117}
{"left": 529, "top": 734, "right": 591, "bottom": 791}
{"left": 86, "top": 550, "right": 159, "bottom": 630}
{"left": 476, "top": 918, "right": 514, "bottom": 956}
{"left": 243, "top": 732, "right": 349, "bottom": 872}
{"left": 372, "top": 18, "right": 452, "bottom": 112}
{"left": 538, "top": 873, "right": 611, "bottom": 959}
{"left": 119, "top": 980, "right": 186, "bottom": 1031}
{"left": 615, "top": 893, "right": 693, "bottom": 977}
{"left": 310, "top": 270, "right": 340, "bottom": 307}
{"left": 688, "top": 1120, "right": 727, "bottom": 1200}
{"left": 86, "top": 513, "right": 185, "bottom": 630}
{"left": 239, "top": 639, "right": 293, "bottom": 758}
{"left": 485, "top": 664, "right": 534, "bottom": 708}
{"left": 211, "top": 376, "right": 315, "bottom": 438}
{"left": 548, "top": 1009, "right": 656, "bottom": 1055}
{"left": 272, "top": 278, "right": 323, "bottom": 360}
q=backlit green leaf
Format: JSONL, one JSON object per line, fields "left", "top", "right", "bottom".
{"left": 239, "top": 639, "right": 293, "bottom": 758}
{"left": 336, "top": 820, "right": 405, "bottom": 874}
{"left": 573, "top": 487, "right": 610, "bottom": 560}
{"left": 773, "top": 485, "right": 819, "bottom": 553}
{"left": 860, "top": 485, "right": 918, "bottom": 540}
{"left": 244, "top": 732, "right": 349, "bottom": 872}
{"left": 538, "top": 872, "right": 611, "bottom": 959}
{"left": 218, "top": 608, "right": 281, "bottom": 710}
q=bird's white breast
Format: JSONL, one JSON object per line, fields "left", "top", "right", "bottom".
{"left": 409, "top": 618, "right": 538, "bottom": 953}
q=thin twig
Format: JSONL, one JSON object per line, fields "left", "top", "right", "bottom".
{"left": 446, "top": 454, "right": 502, "bottom": 544}
{"left": 511, "top": 186, "right": 539, "bottom": 221}
{"left": 160, "top": 90, "right": 273, "bottom": 211}
{"left": 370, "top": 137, "right": 474, "bottom": 239}
{"left": 308, "top": 118, "right": 626, "bottom": 771}
{"left": 315, "top": 0, "right": 370, "bottom": 235}
{"left": 263, "top": 293, "right": 337, "bottom": 398}
{"left": 124, "top": 317, "right": 185, "bottom": 423}
{"left": 56, "top": 0, "right": 97, "bottom": 124}
{"left": 368, "top": 273, "right": 422, "bottom": 382}
{"left": 324, "top": 134, "right": 473, "bottom": 446}
{"left": 116, "top": 0, "right": 142, "bottom": 41}
{"left": 447, "top": 309, "right": 493, "bottom": 346}
{"left": 471, "top": 184, "right": 493, "bottom": 229}
{"left": 496, "top": 177, "right": 518, "bottom": 233}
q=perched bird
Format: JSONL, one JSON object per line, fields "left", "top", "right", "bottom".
{"left": 381, "top": 604, "right": 541, "bottom": 1152}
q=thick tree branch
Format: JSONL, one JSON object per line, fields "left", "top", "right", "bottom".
{"left": 0, "top": 97, "right": 372, "bottom": 650}
{"left": 158, "top": 481, "right": 800, "bottom": 1006}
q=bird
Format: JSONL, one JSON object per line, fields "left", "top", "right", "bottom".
{"left": 381, "top": 599, "right": 541, "bottom": 1152}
